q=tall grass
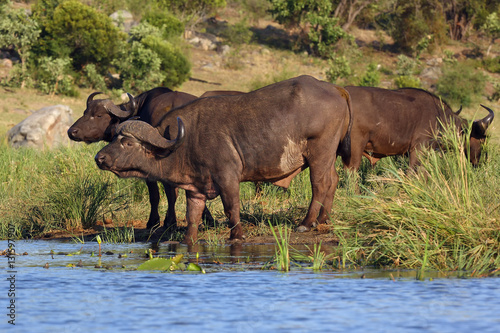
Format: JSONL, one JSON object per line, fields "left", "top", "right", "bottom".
{"left": 336, "top": 122, "right": 500, "bottom": 275}
{"left": 0, "top": 142, "right": 145, "bottom": 238}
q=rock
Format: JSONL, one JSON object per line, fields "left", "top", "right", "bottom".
{"left": 0, "top": 58, "right": 13, "bottom": 68}
{"left": 218, "top": 44, "right": 231, "bottom": 55}
{"left": 109, "top": 10, "right": 137, "bottom": 33}
{"left": 187, "top": 31, "right": 219, "bottom": 51}
{"left": 420, "top": 67, "right": 442, "bottom": 81}
{"left": 426, "top": 58, "right": 443, "bottom": 66}
{"left": 7, "top": 105, "right": 74, "bottom": 150}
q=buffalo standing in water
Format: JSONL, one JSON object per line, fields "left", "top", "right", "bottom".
{"left": 95, "top": 75, "right": 353, "bottom": 244}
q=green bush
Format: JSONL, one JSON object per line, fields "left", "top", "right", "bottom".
{"left": 307, "top": 13, "right": 352, "bottom": 57}
{"left": 396, "top": 54, "right": 418, "bottom": 76}
{"left": 325, "top": 54, "right": 352, "bottom": 83}
{"left": 219, "top": 19, "right": 254, "bottom": 45}
{"left": 394, "top": 54, "right": 421, "bottom": 88}
{"left": 33, "top": 56, "right": 74, "bottom": 95}
{"left": 35, "top": 0, "right": 126, "bottom": 70}
{"left": 358, "top": 63, "right": 380, "bottom": 87}
{"left": 436, "top": 63, "right": 486, "bottom": 107}
{"left": 83, "top": 64, "right": 107, "bottom": 91}
{"left": 482, "top": 56, "right": 500, "bottom": 73}
{"left": 395, "top": 75, "right": 421, "bottom": 88}
{"left": 141, "top": 35, "right": 191, "bottom": 89}
{"left": 125, "top": 22, "right": 191, "bottom": 90}
{"left": 112, "top": 41, "right": 166, "bottom": 93}
{"left": 143, "top": 8, "right": 184, "bottom": 39}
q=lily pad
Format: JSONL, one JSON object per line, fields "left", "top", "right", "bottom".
{"left": 187, "top": 263, "right": 206, "bottom": 273}
{"left": 137, "top": 258, "right": 173, "bottom": 271}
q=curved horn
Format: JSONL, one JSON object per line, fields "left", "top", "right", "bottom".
{"left": 118, "top": 117, "right": 185, "bottom": 150}
{"left": 105, "top": 100, "right": 134, "bottom": 119}
{"left": 454, "top": 105, "right": 462, "bottom": 115}
{"left": 476, "top": 105, "right": 495, "bottom": 134}
{"left": 87, "top": 92, "right": 103, "bottom": 107}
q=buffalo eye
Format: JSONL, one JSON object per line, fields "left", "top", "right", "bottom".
{"left": 120, "top": 137, "right": 135, "bottom": 148}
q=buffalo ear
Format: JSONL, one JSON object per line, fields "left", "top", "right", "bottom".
{"left": 126, "top": 93, "right": 137, "bottom": 114}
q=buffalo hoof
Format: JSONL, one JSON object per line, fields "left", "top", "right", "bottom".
{"left": 296, "top": 225, "right": 311, "bottom": 233}
{"left": 146, "top": 220, "right": 161, "bottom": 229}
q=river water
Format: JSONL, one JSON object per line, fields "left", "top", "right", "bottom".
{"left": 1, "top": 240, "right": 500, "bottom": 332}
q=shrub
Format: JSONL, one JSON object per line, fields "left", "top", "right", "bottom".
{"left": 126, "top": 23, "right": 191, "bottom": 89}
{"left": 143, "top": 8, "right": 184, "bottom": 39}
{"left": 482, "top": 56, "right": 500, "bottom": 73}
{"left": 83, "top": 64, "right": 107, "bottom": 91}
{"left": 395, "top": 75, "right": 421, "bottom": 88}
{"left": 307, "top": 13, "right": 352, "bottom": 57}
{"left": 141, "top": 35, "right": 191, "bottom": 89}
{"left": 394, "top": 54, "right": 421, "bottom": 88}
{"left": 112, "top": 41, "right": 165, "bottom": 93}
{"left": 358, "top": 63, "right": 380, "bottom": 87}
{"left": 436, "top": 63, "right": 486, "bottom": 107}
{"left": 219, "top": 19, "right": 254, "bottom": 45}
{"left": 36, "top": 0, "right": 126, "bottom": 70}
{"left": 326, "top": 54, "right": 352, "bottom": 83}
{"left": 33, "top": 56, "right": 79, "bottom": 97}
{"left": 0, "top": 3, "right": 40, "bottom": 88}
{"left": 396, "top": 54, "right": 418, "bottom": 76}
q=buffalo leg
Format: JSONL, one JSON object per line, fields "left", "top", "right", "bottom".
{"left": 146, "top": 180, "right": 161, "bottom": 229}
{"left": 297, "top": 137, "right": 339, "bottom": 232}
{"left": 183, "top": 191, "right": 207, "bottom": 245}
{"left": 161, "top": 181, "right": 178, "bottom": 228}
{"left": 316, "top": 164, "right": 340, "bottom": 224}
{"left": 219, "top": 182, "right": 243, "bottom": 240}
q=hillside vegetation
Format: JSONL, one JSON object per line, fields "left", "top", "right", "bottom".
{"left": 0, "top": 0, "right": 499, "bottom": 141}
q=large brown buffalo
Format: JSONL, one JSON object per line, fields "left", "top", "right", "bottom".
{"left": 67, "top": 88, "right": 213, "bottom": 229}
{"left": 343, "top": 86, "right": 494, "bottom": 169}
{"left": 95, "top": 75, "right": 353, "bottom": 244}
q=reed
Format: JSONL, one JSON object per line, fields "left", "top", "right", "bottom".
{"left": 337, "top": 121, "right": 500, "bottom": 275}
{"left": 269, "top": 221, "right": 291, "bottom": 272}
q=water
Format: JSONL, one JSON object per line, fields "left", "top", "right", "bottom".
{"left": 2, "top": 240, "right": 500, "bottom": 333}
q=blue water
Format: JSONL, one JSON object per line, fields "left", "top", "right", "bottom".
{"left": 2, "top": 241, "right": 500, "bottom": 333}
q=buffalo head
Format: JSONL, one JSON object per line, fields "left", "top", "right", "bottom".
{"left": 67, "top": 92, "right": 137, "bottom": 143}
{"left": 468, "top": 105, "right": 494, "bottom": 166}
{"left": 95, "top": 118, "right": 185, "bottom": 179}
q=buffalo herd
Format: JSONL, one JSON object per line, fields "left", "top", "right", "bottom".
{"left": 68, "top": 75, "right": 494, "bottom": 245}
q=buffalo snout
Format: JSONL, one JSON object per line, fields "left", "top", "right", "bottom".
{"left": 95, "top": 152, "right": 109, "bottom": 169}
{"left": 67, "top": 127, "right": 80, "bottom": 141}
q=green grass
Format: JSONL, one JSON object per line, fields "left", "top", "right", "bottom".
{"left": 0, "top": 142, "right": 147, "bottom": 237}
{"left": 268, "top": 221, "right": 291, "bottom": 272}
{"left": 334, "top": 123, "right": 500, "bottom": 276}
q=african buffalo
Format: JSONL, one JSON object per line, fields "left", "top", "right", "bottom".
{"left": 95, "top": 75, "right": 353, "bottom": 244}
{"left": 67, "top": 88, "right": 213, "bottom": 229}
{"left": 343, "top": 86, "right": 494, "bottom": 169}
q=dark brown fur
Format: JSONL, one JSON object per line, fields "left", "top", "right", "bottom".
{"left": 344, "top": 86, "right": 494, "bottom": 169}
